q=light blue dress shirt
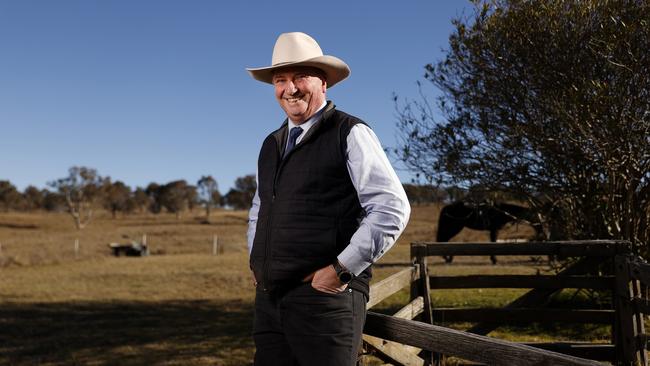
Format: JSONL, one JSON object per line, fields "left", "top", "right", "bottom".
{"left": 247, "top": 103, "right": 411, "bottom": 276}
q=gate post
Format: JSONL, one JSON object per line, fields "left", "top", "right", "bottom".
{"left": 614, "top": 255, "right": 637, "bottom": 365}
{"left": 412, "top": 243, "right": 437, "bottom": 365}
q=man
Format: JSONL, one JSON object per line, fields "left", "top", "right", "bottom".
{"left": 246, "top": 32, "right": 410, "bottom": 366}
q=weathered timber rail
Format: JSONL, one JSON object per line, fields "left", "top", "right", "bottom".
{"left": 364, "top": 312, "right": 601, "bottom": 366}
{"left": 361, "top": 240, "right": 650, "bottom": 365}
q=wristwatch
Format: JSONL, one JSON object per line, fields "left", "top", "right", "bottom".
{"left": 333, "top": 261, "right": 354, "bottom": 284}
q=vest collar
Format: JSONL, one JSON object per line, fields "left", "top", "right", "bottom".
{"left": 272, "top": 101, "right": 337, "bottom": 156}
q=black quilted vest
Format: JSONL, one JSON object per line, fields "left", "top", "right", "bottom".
{"left": 250, "top": 102, "right": 371, "bottom": 296}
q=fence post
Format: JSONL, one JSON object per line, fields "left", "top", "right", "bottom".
{"left": 74, "top": 238, "right": 79, "bottom": 259}
{"left": 413, "top": 243, "right": 437, "bottom": 365}
{"left": 615, "top": 255, "right": 637, "bottom": 365}
{"left": 631, "top": 268, "right": 648, "bottom": 366}
{"left": 213, "top": 235, "right": 218, "bottom": 256}
{"left": 141, "top": 234, "right": 149, "bottom": 256}
{"left": 410, "top": 244, "right": 420, "bottom": 306}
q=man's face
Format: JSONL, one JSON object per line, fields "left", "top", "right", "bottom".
{"left": 273, "top": 67, "right": 327, "bottom": 124}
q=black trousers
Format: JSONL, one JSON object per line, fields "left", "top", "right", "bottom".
{"left": 253, "top": 283, "right": 367, "bottom": 366}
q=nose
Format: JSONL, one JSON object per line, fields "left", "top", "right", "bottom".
{"left": 285, "top": 80, "right": 298, "bottom": 95}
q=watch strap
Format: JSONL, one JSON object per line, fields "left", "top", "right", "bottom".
{"left": 333, "top": 260, "right": 353, "bottom": 284}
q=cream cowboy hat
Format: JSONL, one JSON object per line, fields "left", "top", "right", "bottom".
{"left": 246, "top": 32, "right": 350, "bottom": 88}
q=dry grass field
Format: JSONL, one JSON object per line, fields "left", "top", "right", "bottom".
{"left": 0, "top": 205, "right": 606, "bottom": 365}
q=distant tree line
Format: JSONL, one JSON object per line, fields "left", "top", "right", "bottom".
{"left": 0, "top": 166, "right": 260, "bottom": 226}
{"left": 1, "top": 171, "right": 492, "bottom": 216}
{"left": 401, "top": 183, "right": 519, "bottom": 206}
{"left": 402, "top": 183, "right": 489, "bottom": 205}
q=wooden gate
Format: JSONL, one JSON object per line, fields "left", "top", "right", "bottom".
{"left": 361, "top": 240, "right": 649, "bottom": 365}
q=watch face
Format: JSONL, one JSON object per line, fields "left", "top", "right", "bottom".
{"left": 339, "top": 271, "right": 353, "bottom": 284}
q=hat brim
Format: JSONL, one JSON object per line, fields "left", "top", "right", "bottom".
{"left": 246, "top": 55, "right": 350, "bottom": 88}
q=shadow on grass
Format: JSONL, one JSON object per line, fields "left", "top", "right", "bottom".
{"left": 119, "top": 215, "right": 248, "bottom": 228}
{"left": 0, "top": 222, "right": 39, "bottom": 229}
{"left": 0, "top": 300, "right": 254, "bottom": 366}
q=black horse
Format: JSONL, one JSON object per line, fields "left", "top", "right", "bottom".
{"left": 436, "top": 201, "right": 534, "bottom": 264}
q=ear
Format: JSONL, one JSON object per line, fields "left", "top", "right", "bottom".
{"left": 321, "top": 78, "right": 327, "bottom": 92}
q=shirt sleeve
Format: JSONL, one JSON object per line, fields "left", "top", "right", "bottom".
{"left": 247, "top": 179, "right": 260, "bottom": 256}
{"left": 337, "top": 124, "right": 411, "bottom": 275}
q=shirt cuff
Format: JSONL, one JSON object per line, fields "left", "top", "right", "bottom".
{"left": 337, "top": 245, "right": 373, "bottom": 276}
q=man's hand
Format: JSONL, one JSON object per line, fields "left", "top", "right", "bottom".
{"left": 303, "top": 265, "right": 348, "bottom": 294}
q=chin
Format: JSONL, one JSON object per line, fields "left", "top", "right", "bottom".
{"left": 288, "top": 109, "right": 307, "bottom": 118}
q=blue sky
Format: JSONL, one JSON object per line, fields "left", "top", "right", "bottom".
{"left": 0, "top": 1, "right": 472, "bottom": 193}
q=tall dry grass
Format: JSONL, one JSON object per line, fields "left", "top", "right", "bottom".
{"left": 0, "top": 209, "right": 249, "bottom": 268}
{"left": 0, "top": 205, "right": 547, "bottom": 365}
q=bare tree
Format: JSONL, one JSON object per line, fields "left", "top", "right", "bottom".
{"left": 49, "top": 166, "right": 106, "bottom": 229}
{"left": 197, "top": 175, "right": 219, "bottom": 221}
{"left": 395, "top": 0, "right": 650, "bottom": 249}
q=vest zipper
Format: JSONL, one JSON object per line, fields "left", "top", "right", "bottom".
{"left": 263, "top": 135, "right": 302, "bottom": 290}
{"left": 262, "top": 195, "right": 273, "bottom": 291}
{"left": 262, "top": 152, "right": 283, "bottom": 291}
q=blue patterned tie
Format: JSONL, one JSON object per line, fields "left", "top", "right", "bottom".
{"left": 283, "top": 126, "right": 303, "bottom": 158}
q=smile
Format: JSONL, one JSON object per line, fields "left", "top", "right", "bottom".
{"left": 284, "top": 97, "right": 303, "bottom": 104}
